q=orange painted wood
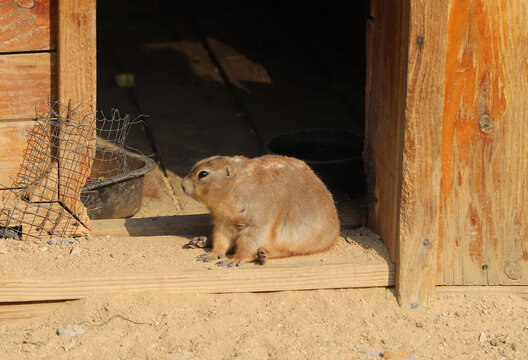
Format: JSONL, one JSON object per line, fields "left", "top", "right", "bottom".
{"left": 438, "top": 0, "right": 528, "bottom": 285}
{"left": 0, "top": 121, "right": 34, "bottom": 188}
{"left": 0, "top": 53, "right": 56, "bottom": 120}
{"left": 0, "top": 0, "right": 56, "bottom": 52}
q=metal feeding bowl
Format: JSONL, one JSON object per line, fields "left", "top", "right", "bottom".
{"left": 82, "top": 147, "right": 155, "bottom": 220}
{"left": 264, "top": 130, "right": 366, "bottom": 198}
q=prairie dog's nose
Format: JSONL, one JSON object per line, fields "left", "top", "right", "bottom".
{"left": 181, "top": 177, "right": 192, "bottom": 196}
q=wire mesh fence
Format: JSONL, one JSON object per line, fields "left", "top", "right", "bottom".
{"left": 0, "top": 101, "right": 140, "bottom": 240}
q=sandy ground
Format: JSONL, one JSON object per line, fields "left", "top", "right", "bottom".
{"left": 1, "top": 216, "right": 527, "bottom": 360}
{"left": 1, "top": 280, "right": 527, "bottom": 360}
{"left": 1, "top": 171, "right": 528, "bottom": 360}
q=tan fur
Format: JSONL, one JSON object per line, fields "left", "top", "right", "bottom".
{"left": 181, "top": 155, "right": 340, "bottom": 266}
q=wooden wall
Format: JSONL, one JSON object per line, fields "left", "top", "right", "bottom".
{"left": 0, "top": 1, "right": 56, "bottom": 187}
{"left": 437, "top": 0, "right": 528, "bottom": 286}
{"left": 366, "top": 0, "right": 528, "bottom": 306}
{"left": 0, "top": 0, "right": 96, "bottom": 189}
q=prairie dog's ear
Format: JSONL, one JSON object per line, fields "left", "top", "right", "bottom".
{"left": 224, "top": 166, "right": 232, "bottom": 178}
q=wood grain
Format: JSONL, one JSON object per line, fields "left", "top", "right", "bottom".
{"left": 91, "top": 214, "right": 213, "bottom": 238}
{"left": 0, "top": 262, "right": 395, "bottom": 302}
{"left": 436, "top": 286, "right": 528, "bottom": 300}
{"left": 0, "top": 120, "right": 34, "bottom": 188}
{"left": 396, "top": 0, "right": 449, "bottom": 307}
{"left": 57, "top": 0, "right": 96, "bottom": 113}
{"left": 438, "top": 0, "right": 528, "bottom": 286}
{"left": 0, "top": 302, "right": 60, "bottom": 322}
{"left": 0, "top": 53, "right": 56, "bottom": 120}
{"left": 364, "top": 0, "right": 407, "bottom": 261}
{"left": 56, "top": 0, "right": 97, "bottom": 229}
{"left": 0, "top": 0, "right": 56, "bottom": 52}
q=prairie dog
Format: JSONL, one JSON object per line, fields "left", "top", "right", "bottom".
{"left": 181, "top": 155, "right": 340, "bottom": 266}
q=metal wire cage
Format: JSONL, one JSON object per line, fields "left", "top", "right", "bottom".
{"left": 0, "top": 101, "right": 136, "bottom": 240}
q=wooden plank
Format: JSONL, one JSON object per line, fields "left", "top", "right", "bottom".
{"left": 0, "top": 53, "right": 56, "bottom": 120}
{"left": 0, "top": 0, "right": 56, "bottom": 52}
{"left": 91, "top": 214, "right": 213, "bottom": 238}
{"left": 438, "top": 0, "right": 528, "bottom": 286}
{"left": 0, "top": 302, "right": 60, "bottom": 322}
{"left": 436, "top": 286, "right": 528, "bottom": 300}
{"left": 364, "top": 0, "right": 407, "bottom": 262}
{"left": 0, "top": 262, "right": 395, "bottom": 302}
{"left": 57, "top": 0, "right": 96, "bottom": 113}
{"left": 57, "top": 0, "right": 97, "bottom": 229}
{"left": 396, "top": 0, "right": 449, "bottom": 307}
{"left": 0, "top": 120, "right": 34, "bottom": 188}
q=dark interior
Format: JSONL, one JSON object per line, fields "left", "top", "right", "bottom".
{"left": 96, "top": 0, "right": 369, "bottom": 198}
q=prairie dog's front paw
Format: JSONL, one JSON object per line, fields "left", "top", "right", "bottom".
{"left": 183, "top": 236, "right": 210, "bottom": 249}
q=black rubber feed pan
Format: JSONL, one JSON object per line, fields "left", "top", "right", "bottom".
{"left": 265, "top": 130, "right": 366, "bottom": 198}
{"left": 82, "top": 148, "right": 156, "bottom": 220}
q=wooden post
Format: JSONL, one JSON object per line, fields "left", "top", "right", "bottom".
{"left": 367, "top": 0, "right": 528, "bottom": 306}
{"left": 396, "top": 0, "right": 449, "bottom": 307}
{"left": 366, "top": 0, "right": 449, "bottom": 307}
{"left": 57, "top": 0, "right": 97, "bottom": 114}
{"left": 57, "top": 0, "right": 97, "bottom": 229}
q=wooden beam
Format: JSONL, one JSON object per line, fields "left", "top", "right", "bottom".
{"left": 0, "top": 0, "right": 57, "bottom": 52}
{"left": 396, "top": 0, "right": 449, "bottom": 307}
{"left": 91, "top": 214, "right": 213, "bottom": 238}
{"left": 0, "top": 53, "right": 56, "bottom": 120}
{"left": 57, "top": 0, "right": 97, "bottom": 229}
{"left": 57, "top": 0, "right": 96, "bottom": 112}
{"left": 0, "top": 302, "right": 61, "bottom": 322}
{"left": 0, "top": 262, "right": 395, "bottom": 302}
{"left": 364, "top": 0, "right": 408, "bottom": 263}
{"left": 436, "top": 286, "right": 528, "bottom": 300}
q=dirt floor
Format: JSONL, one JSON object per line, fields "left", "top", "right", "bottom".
{"left": 2, "top": 260, "right": 528, "bottom": 360}
{"left": 1, "top": 223, "right": 528, "bottom": 360}
{"left": 2, "top": 1, "right": 528, "bottom": 359}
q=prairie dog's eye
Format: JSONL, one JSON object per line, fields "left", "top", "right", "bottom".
{"left": 198, "top": 170, "right": 209, "bottom": 179}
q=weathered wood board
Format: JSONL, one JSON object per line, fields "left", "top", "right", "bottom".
{"left": 0, "top": 0, "right": 56, "bottom": 52}
{"left": 0, "top": 121, "right": 34, "bottom": 188}
{"left": 56, "top": 0, "right": 97, "bottom": 229}
{"left": 57, "top": 0, "right": 96, "bottom": 113}
{"left": 364, "top": 0, "right": 407, "bottom": 262}
{"left": 437, "top": 0, "right": 528, "bottom": 286}
{"left": 0, "top": 53, "right": 56, "bottom": 120}
{"left": 367, "top": 0, "right": 528, "bottom": 306}
{"left": 396, "top": 0, "right": 449, "bottom": 307}
{"left": 0, "top": 262, "right": 395, "bottom": 302}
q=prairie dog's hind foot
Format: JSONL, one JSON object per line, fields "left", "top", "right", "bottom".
{"left": 215, "top": 259, "right": 242, "bottom": 268}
